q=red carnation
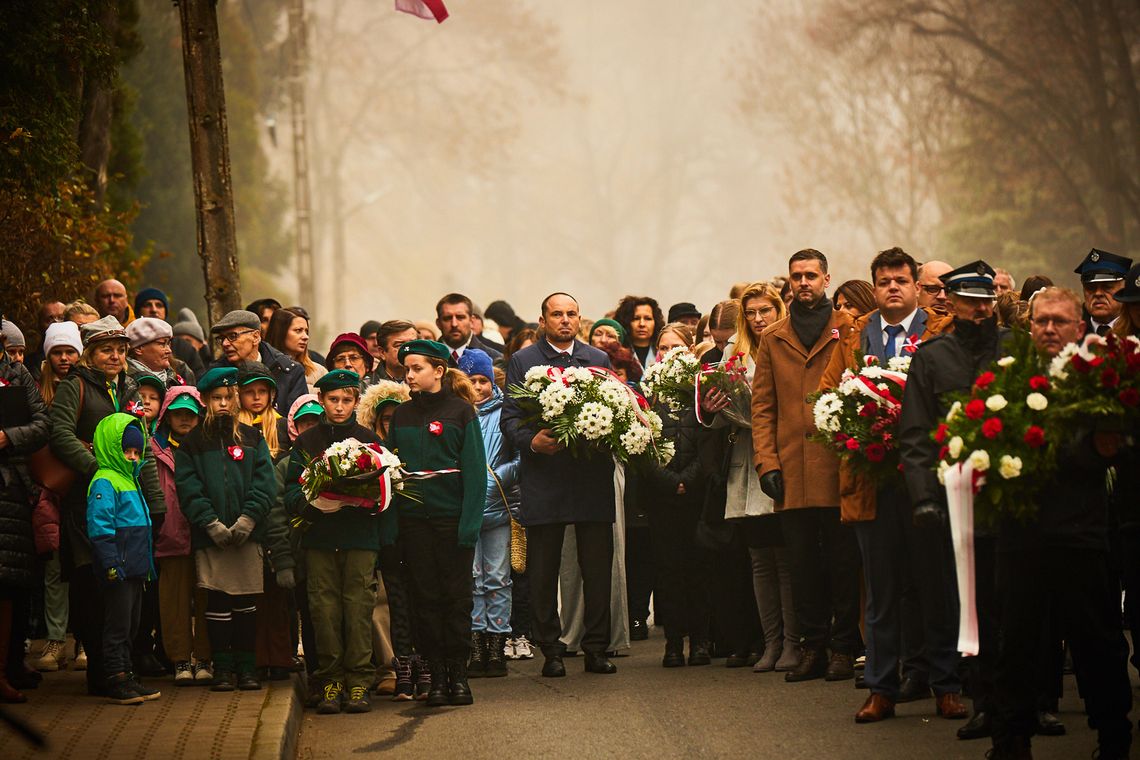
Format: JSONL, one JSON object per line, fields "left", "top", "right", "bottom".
{"left": 1125, "top": 351, "right": 1140, "bottom": 372}
{"left": 965, "top": 399, "right": 986, "bottom": 420}
{"left": 355, "top": 452, "right": 374, "bottom": 471}
{"left": 1090, "top": 355, "right": 1105, "bottom": 368}
{"left": 974, "top": 371, "right": 996, "bottom": 390}
{"left": 833, "top": 432, "right": 849, "bottom": 443}
{"left": 881, "top": 432, "right": 893, "bottom": 445}
{"left": 1024, "top": 425, "right": 1046, "bottom": 448}
{"left": 981, "top": 417, "right": 1003, "bottom": 439}
{"left": 865, "top": 443, "right": 886, "bottom": 462}
{"left": 1101, "top": 367, "right": 1120, "bottom": 389}
{"left": 938, "top": 445, "right": 949, "bottom": 461}
{"left": 1120, "top": 387, "right": 1140, "bottom": 407}
{"left": 934, "top": 423, "right": 949, "bottom": 444}
{"left": 1071, "top": 354, "right": 1091, "bottom": 373}
{"left": 1028, "top": 375, "right": 1049, "bottom": 391}
{"left": 845, "top": 438, "right": 860, "bottom": 451}
{"left": 859, "top": 401, "right": 879, "bottom": 417}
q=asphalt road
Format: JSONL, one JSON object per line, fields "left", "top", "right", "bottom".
{"left": 294, "top": 635, "right": 1123, "bottom": 759}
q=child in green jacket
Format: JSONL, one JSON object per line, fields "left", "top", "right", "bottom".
{"left": 388, "top": 340, "right": 486, "bottom": 708}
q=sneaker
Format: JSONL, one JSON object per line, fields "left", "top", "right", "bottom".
{"left": 73, "top": 643, "right": 87, "bottom": 671}
{"left": 512, "top": 636, "right": 534, "bottom": 660}
{"left": 344, "top": 685, "right": 371, "bottom": 713}
{"left": 34, "top": 640, "right": 66, "bottom": 672}
{"left": 412, "top": 655, "right": 431, "bottom": 701}
{"left": 503, "top": 638, "right": 518, "bottom": 660}
{"left": 391, "top": 656, "right": 414, "bottom": 701}
{"left": 127, "top": 673, "right": 161, "bottom": 702}
{"left": 174, "top": 662, "right": 194, "bottom": 686}
{"left": 106, "top": 673, "right": 144, "bottom": 705}
{"left": 317, "top": 681, "right": 343, "bottom": 714}
{"left": 193, "top": 661, "right": 214, "bottom": 685}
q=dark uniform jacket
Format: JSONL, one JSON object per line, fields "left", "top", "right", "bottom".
{"left": 0, "top": 357, "right": 50, "bottom": 587}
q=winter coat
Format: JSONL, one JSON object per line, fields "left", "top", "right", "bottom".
{"left": 150, "top": 434, "right": 190, "bottom": 558}
{"left": 127, "top": 357, "right": 196, "bottom": 389}
{"left": 388, "top": 387, "right": 487, "bottom": 548}
{"left": 0, "top": 357, "right": 50, "bottom": 587}
{"left": 643, "top": 403, "right": 704, "bottom": 513}
{"left": 500, "top": 339, "right": 617, "bottom": 526}
{"left": 751, "top": 308, "right": 855, "bottom": 510}
{"left": 49, "top": 365, "right": 165, "bottom": 574}
{"left": 174, "top": 421, "right": 276, "bottom": 550}
{"left": 818, "top": 307, "right": 944, "bottom": 523}
{"left": 32, "top": 488, "right": 61, "bottom": 555}
{"left": 86, "top": 413, "right": 154, "bottom": 581}
{"left": 266, "top": 457, "right": 296, "bottom": 573}
{"left": 476, "top": 386, "right": 520, "bottom": 529}
{"left": 285, "top": 419, "right": 388, "bottom": 552}
{"left": 212, "top": 342, "right": 307, "bottom": 418}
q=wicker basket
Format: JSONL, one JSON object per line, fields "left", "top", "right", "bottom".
{"left": 510, "top": 518, "right": 527, "bottom": 573}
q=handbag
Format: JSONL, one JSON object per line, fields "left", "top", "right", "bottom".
{"left": 28, "top": 378, "right": 85, "bottom": 494}
{"left": 488, "top": 464, "right": 526, "bottom": 573}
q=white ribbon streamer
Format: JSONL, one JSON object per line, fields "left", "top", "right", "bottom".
{"left": 944, "top": 461, "right": 979, "bottom": 656}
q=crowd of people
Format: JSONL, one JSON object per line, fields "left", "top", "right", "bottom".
{"left": 0, "top": 247, "right": 1137, "bottom": 757}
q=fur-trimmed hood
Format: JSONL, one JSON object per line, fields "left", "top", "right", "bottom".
{"left": 357, "top": 380, "right": 410, "bottom": 432}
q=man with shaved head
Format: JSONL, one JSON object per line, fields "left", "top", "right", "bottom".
{"left": 917, "top": 261, "right": 953, "bottom": 316}
{"left": 94, "top": 279, "right": 132, "bottom": 325}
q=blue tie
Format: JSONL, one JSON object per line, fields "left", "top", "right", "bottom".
{"left": 884, "top": 324, "right": 905, "bottom": 360}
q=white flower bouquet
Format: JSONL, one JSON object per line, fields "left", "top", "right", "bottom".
{"left": 509, "top": 365, "right": 674, "bottom": 466}
{"left": 640, "top": 346, "right": 700, "bottom": 412}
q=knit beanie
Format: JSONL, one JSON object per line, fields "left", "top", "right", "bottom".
{"left": 121, "top": 424, "right": 145, "bottom": 452}
{"left": 457, "top": 348, "right": 494, "bottom": 380}
{"left": 134, "top": 287, "right": 169, "bottom": 314}
{"left": 172, "top": 308, "right": 206, "bottom": 343}
{"left": 1, "top": 320, "right": 26, "bottom": 348}
{"left": 43, "top": 321, "right": 83, "bottom": 354}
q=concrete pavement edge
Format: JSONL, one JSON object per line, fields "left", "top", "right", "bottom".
{"left": 250, "top": 675, "right": 304, "bottom": 760}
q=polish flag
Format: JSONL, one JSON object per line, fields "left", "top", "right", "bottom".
{"left": 395, "top": 0, "right": 448, "bottom": 23}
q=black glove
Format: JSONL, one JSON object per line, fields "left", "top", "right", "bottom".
{"left": 759, "top": 470, "right": 784, "bottom": 503}
{"left": 912, "top": 500, "right": 946, "bottom": 528}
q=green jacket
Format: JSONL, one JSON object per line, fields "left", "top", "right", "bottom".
{"left": 174, "top": 421, "right": 276, "bottom": 550}
{"left": 388, "top": 388, "right": 486, "bottom": 548}
{"left": 285, "top": 419, "right": 387, "bottom": 552}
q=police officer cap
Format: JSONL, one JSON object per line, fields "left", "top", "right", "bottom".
{"left": 197, "top": 367, "right": 239, "bottom": 392}
{"left": 940, "top": 260, "right": 997, "bottom": 299}
{"left": 315, "top": 369, "right": 361, "bottom": 392}
{"left": 1074, "top": 248, "right": 1132, "bottom": 284}
{"left": 1113, "top": 263, "right": 1140, "bottom": 304}
{"left": 397, "top": 339, "right": 451, "bottom": 364}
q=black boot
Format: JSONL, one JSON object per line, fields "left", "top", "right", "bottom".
{"left": 662, "top": 638, "right": 685, "bottom": 668}
{"left": 447, "top": 660, "right": 473, "bottom": 706}
{"left": 484, "top": 634, "right": 508, "bottom": 678}
{"left": 468, "top": 631, "right": 487, "bottom": 679}
{"left": 425, "top": 660, "right": 449, "bottom": 707}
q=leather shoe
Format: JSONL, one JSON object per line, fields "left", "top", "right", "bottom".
{"left": 855, "top": 693, "right": 895, "bottom": 723}
{"left": 897, "top": 675, "right": 932, "bottom": 702}
{"left": 936, "top": 692, "right": 969, "bottom": 719}
{"left": 1035, "top": 710, "right": 1066, "bottom": 736}
{"left": 825, "top": 652, "right": 855, "bottom": 681}
{"left": 541, "top": 655, "right": 565, "bottom": 678}
{"left": 956, "top": 710, "right": 991, "bottom": 740}
{"left": 662, "top": 640, "right": 685, "bottom": 669}
{"left": 785, "top": 648, "right": 828, "bottom": 682}
{"left": 687, "top": 642, "right": 711, "bottom": 667}
{"left": 584, "top": 653, "right": 617, "bottom": 674}
{"left": 630, "top": 619, "right": 648, "bottom": 641}
{"left": 854, "top": 672, "right": 868, "bottom": 689}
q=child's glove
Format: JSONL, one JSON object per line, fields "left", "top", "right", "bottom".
{"left": 105, "top": 565, "right": 125, "bottom": 583}
{"left": 229, "top": 515, "right": 256, "bottom": 547}
{"left": 205, "top": 520, "right": 232, "bottom": 548}
{"left": 275, "top": 568, "right": 296, "bottom": 590}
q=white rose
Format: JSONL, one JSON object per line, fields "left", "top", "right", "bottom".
{"left": 948, "top": 436, "right": 964, "bottom": 460}
{"left": 985, "top": 394, "right": 1008, "bottom": 412}
{"left": 1025, "top": 392, "right": 1048, "bottom": 411}
{"left": 997, "top": 356, "right": 1015, "bottom": 367}
{"left": 998, "top": 454, "right": 1022, "bottom": 480}
{"left": 968, "top": 449, "right": 991, "bottom": 472}
{"left": 947, "top": 401, "right": 962, "bottom": 421}
{"left": 937, "top": 460, "right": 950, "bottom": 485}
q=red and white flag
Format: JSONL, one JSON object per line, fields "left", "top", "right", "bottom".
{"left": 395, "top": 0, "right": 448, "bottom": 23}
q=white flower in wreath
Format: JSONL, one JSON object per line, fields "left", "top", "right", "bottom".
{"left": 574, "top": 402, "right": 615, "bottom": 440}
{"left": 937, "top": 459, "right": 950, "bottom": 485}
{"left": 998, "top": 454, "right": 1022, "bottom": 480}
{"left": 985, "top": 394, "right": 1008, "bottom": 412}
{"left": 947, "top": 400, "right": 963, "bottom": 421}
{"left": 968, "top": 449, "right": 991, "bottom": 473}
{"left": 886, "top": 356, "right": 912, "bottom": 373}
{"left": 948, "top": 436, "right": 964, "bottom": 460}
{"left": 1026, "top": 392, "right": 1048, "bottom": 411}
{"left": 997, "top": 356, "right": 1016, "bottom": 367}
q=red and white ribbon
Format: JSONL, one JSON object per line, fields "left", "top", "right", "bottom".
{"left": 944, "top": 461, "right": 979, "bottom": 656}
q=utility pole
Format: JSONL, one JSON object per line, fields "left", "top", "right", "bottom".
{"left": 176, "top": 0, "right": 243, "bottom": 328}
{"left": 288, "top": 0, "right": 316, "bottom": 315}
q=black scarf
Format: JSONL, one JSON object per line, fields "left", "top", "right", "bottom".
{"left": 953, "top": 315, "right": 999, "bottom": 365}
{"left": 789, "top": 296, "right": 833, "bottom": 350}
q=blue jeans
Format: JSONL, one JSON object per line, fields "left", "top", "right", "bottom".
{"left": 471, "top": 521, "right": 512, "bottom": 634}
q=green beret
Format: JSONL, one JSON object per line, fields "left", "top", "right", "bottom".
{"left": 316, "top": 369, "right": 361, "bottom": 392}
{"left": 197, "top": 367, "right": 239, "bottom": 393}
{"left": 397, "top": 338, "right": 451, "bottom": 364}
{"left": 589, "top": 318, "right": 626, "bottom": 344}
{"left": 293, "top": 400, "right": 324, "bottom": 420}
{"left": 135, "top": 374, "right": 166, "bottom": 394}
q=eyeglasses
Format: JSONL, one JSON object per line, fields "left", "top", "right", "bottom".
{"left": 921, "top": 284, "right": 946, "bottom": 296}
{"left": 332, "top": 353, "right": 365, "bottom": 367}
{"left": 744, "top": 307, "right": 777, "bottom": 319}
{"left": 216, "top": 329, "right": 257, "bottom": 345}
{"left": 1031, "top": 317, "right": 1078, "bottom": 328}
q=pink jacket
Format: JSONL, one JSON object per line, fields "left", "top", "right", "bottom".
{"left": 152, "top": 386, "right": 202, "bottom": 558}
{"left": 32, "top": 488, "right": 61, "bottom": 555}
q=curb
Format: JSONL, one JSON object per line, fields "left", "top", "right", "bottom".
{"left": 250, "top": 674, "right": 305, "bottom": 760}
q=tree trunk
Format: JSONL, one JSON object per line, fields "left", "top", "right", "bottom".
{"left": 77, "top": 1, "right": 119, "bottom": 206}
{"left": 176, "top": 0, "right": 242, "bottom": 328}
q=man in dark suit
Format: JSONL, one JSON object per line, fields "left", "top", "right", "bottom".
{"left": 435, "top": 293, "right": 503, "bottom": 362}
{"left": 500, "top": 292, "right": 618, "bottom": 677}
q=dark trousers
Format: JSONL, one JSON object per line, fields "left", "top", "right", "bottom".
{"left": 528, "top": 521, "right": 612, "bottom": 656}
{"left": 399, "top": 516, "right": 474, "bottom": 661}
{"left": 256, "top": 566, "right": 296, "bottom": 668}
{"left": 1118, "top": 529, "right": 1140, "bottom": 675}
{"left": 295, "top": 579, "right": 319, "bottom": 675}
{"left": 509, "top": 569, "right": 530, "bottom": 638}
{"left": 625, "top": 524, "right": 654, "bottom": 624}
{"left": 707, "top": 533, "right": 761, "bottom": 656}
{"left": 69, "top": 565, "right": 105, "bottom": 693}
{"left": 131, "top": 574, "right": 163, "bottom": 661}
{"left": 993, "top": 544, "right": 1131, "bottom": 753}
{"left": 103, "top": 578, "right": 143, "bottom": 677}
{"left": 379, "top": 544, "right": 414, "bottom": 657}
{"left": 854, "top": 490, "right": 961, "bottom": 699}
{"left": 649, "top": 504, "right": 711, "bottom": 642}
{"left": 966, "top": 536, "right": 999, "bottom": 713}
{"left": 899, "top": 583, "right": 928, "bottom": 682}
{"left": 781, "top": 507, "right": 862, "bottom": 655}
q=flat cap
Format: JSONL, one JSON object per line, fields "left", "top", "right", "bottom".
{"left": 126, "top": 317, "right": 173, "bottom": 349}
{"left": 210, "top": 310, "right": 261, "bottom": 334}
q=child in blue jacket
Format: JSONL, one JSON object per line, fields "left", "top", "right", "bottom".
{"left": 87, "top": 412, "right": 161, "bottom": 705}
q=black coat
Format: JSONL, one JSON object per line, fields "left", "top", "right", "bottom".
{"left": 500, "top": 339, "right": 615, "bottom": 526}
{"left": 0, "top": 358, "right": 50, "bottom": 588}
